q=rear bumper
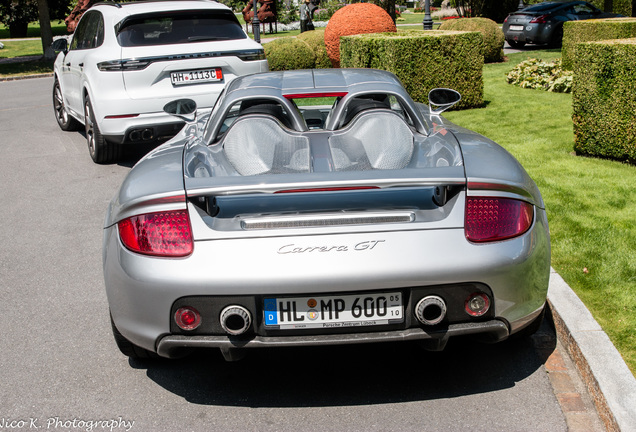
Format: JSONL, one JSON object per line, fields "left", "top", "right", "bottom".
{"left": 504, "top": 23, "right": 555, "bottom": 45}
{"left": 156, "top": 320, "right": 511, "bottom": 358}
{"left": 104, "top": 120, "right": 185, "bottom": 145}
{"left": 104, "top": 208, "right": 551, "bottom": 355}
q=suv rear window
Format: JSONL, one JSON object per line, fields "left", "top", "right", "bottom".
{"left": 117, "top": 10, "right": 247, "bottom": 47}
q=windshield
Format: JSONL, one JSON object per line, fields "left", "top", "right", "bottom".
{"left": 117, "top": 10, "right": 247, "bottom": 47}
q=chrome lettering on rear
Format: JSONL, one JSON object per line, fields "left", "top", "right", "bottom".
{"left": 277, "top": 240, "right": 385, "bottom": 254}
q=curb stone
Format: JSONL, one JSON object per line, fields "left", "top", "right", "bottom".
{"left": 548, "top": 268, "right": 636, "bottom": 432}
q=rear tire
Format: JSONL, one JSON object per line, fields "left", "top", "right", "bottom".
{"left": 507, "top": 39, "right": 526, "bottom": 49}
{"left": 84, "top": 95, "right": 121, "bottom": 164}
{"left": 52, "top": 78, "right": 80, "bottom": 131}
{"left": 110, "top": 315, "right": 160, "bottom": 360}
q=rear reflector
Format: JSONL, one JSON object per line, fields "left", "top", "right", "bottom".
{"left": 118, "top": 210, "right": 193, "bottom": 257}
{"left": 465, "top": 197, "right": 533, "bottom": 242}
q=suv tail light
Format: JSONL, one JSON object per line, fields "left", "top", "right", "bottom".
{"left": 118, "top": 210, "right": 193, "bottom": 257}
{"left": 97, "top": 59, "right": 151, "bottom": 71}
{"left": 465, "top": 197, "right": 533, "bottom": 243}
{"left": 529, "top": 14, "right": 549, "bottom": 23}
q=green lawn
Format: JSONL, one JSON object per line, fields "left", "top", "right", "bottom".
{"left": 444, "top": 50, "right": 636, "bottom": 375}
{"left": 0, "top": 20, "right": 69, "bottom": 39}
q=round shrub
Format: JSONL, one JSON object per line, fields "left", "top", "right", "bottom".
{"left": 297, "top": 29, "right": 331, "bottom": 69}
{"left": 439, "top": 17, "right": 504, "bottom": 63}
{"left": 324, "top": 3, "right": 397, "bottom": 67}
{"left": 264, "top": 37, "right": 316, "bottom": 71}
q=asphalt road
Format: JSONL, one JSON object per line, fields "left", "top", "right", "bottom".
{"left": 0, "top": 76, "right": 572, "bottom": 432}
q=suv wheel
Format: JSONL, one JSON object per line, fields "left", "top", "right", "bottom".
{"left": 84, "top": 95, "right": 121, "bottom": 164}
{"left": 53, "top": 78, "right": 80, "bottom": 131}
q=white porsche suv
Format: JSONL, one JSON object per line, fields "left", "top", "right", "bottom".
{"left": 52, "top": 0, "right": 269, "bottom": 163}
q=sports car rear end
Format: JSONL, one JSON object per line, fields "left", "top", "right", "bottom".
{"left": 103, "top": 69, "right": 550, "bottom": 361}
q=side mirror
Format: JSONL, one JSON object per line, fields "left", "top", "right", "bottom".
{"left": 428, "top": 88, "right": 461, "bottom": 115}
{"left": 164, "top": 99, "right": 197, "bottom": 122}
{"left": 51, "top": 38, "right": 68, "bottom": 54}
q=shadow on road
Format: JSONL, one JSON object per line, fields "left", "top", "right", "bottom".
{"left": 129, "top": 317, "right": 557, "bottom": 407}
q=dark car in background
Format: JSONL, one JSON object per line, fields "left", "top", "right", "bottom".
{"left": 503, "top": 1, "right": 622, "bottom": 48}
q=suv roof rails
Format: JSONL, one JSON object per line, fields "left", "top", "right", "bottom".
{"left": 93, "top": 1, "right": 122, "bottom": 8}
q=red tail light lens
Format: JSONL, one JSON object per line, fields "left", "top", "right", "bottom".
{"left": 465, "top": 197, "right": 533, "bottom": 243}
{"left": 530, "top": 14, "right": 549, "bottom": 23}
{"left": 118, "top": 210, "right": 193, "bottom": 257}
{"left": 175, "top": 307, "right": 201, "bottom": 330}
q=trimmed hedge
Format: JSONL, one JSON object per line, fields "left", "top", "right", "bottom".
{"left": 562, "top": 18, "right": 636, "bottom": 70}
{"left": 438, "top": 17, "right": 505, "bottom": 63}
{"left": 296, "top": 29, "right": 331, "bottom": 69}
{"left": 264, "top": 37, "right": 316, "bottom": 71}
{"left": 572, "top": 38, "right": 636, "bottom": 163}
{"left": 587, "top": 0, "right": 633, "bottom": 16}
{"left": 340, "top": 30, "right": 484, "bottom": 109}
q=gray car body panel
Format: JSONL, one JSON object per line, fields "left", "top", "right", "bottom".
{"left": 103, "top": 69, "right": 551, "bottom": 356}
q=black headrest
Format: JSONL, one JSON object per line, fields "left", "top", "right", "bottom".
{"left": 342, "top": 98, "right": 391, "bottom": 126}
{"left": 239, "top": 100, "right": 293, "bottom": 129}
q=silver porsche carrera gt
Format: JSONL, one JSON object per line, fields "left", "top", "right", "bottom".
{"left": 103, "top": 69, "right": 550, "bottom": 361}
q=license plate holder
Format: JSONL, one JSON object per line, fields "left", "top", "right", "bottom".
{"left": 264, "top": 291, "right": 403, "bottom": 330}
{"left": 170, "top": 67, "right": 223, "bottom": 86}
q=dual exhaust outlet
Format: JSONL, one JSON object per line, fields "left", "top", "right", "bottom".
{"left": 128, "top": 128, "right": 154, "bottom": 142}
{"left": 218, "top": 299, "right": 446, "bottom": 336}
{"left": 179, "top": 294, "right": 485, "bottom": 335}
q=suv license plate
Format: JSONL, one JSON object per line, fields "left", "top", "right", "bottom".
{"left": 171, "top": 68, "right": 223, "bottom": 86}
{"left": 264, "top": 292, "right": 403, "bottom": 330}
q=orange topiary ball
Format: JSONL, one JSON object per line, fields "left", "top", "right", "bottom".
{"left": 324, "top": 3, "right": 397, "bottom": 67}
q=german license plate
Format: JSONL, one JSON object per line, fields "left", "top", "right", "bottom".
{"left": 509, "top": 25, "right": 524, "bottom": 31}
{"left": 170, "top": 68, "right": 222, "bottom": 85}
{"left": 264, "top": 292, "right": 403, "bottom": 330}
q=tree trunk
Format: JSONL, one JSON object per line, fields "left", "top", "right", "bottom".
{"left": 37, "top": 0, "right": 55, "bottom": 61}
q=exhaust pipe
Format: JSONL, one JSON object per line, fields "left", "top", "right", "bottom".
{"left": 129, "top": 130, "right": 141, "bottom": 141}
{"left": 415, "top": 295, "right": 447, "bottom": 325}
{"left": 220, "top": 305, "right": 252, "bottom": 335}
{"left": 141, "top": 128, "right": 154, "bottom": 141}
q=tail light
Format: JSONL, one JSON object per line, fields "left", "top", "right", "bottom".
{"left": 97, "top": 59, "right": 151, "bottom": 71}
{"left": 530, "top": 14, "right": 549, "bottom": 23}
{"left": 465, "top": 197, "right": 533, "bottom": 243}
{"left": 465, "top": 293, "right": 490, "bottom": 317}
{"left": 118, "top": 210, "right": 193, "bottom": 257}
{"left": 175, "top": 307, "right": 201, "bottom": 330}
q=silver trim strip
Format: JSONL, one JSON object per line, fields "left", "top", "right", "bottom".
{"left": 241, "top": 211, "right": 415, "bottom": 230}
